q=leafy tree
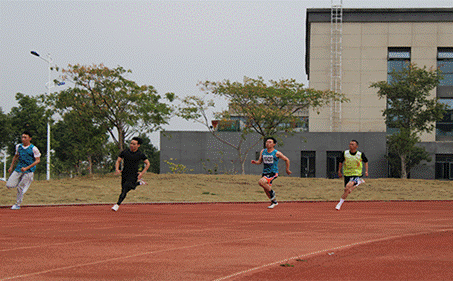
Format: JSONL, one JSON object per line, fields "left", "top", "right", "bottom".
{"left": 52, "top": 111, "right": 109, "bottom": 176}
{"left": 386, "top": 130, "right": 431, "bottom": 178}
{"left": 47, "top": 64, "right": 175, "bottom": 152}
{"left": 136, "top": 134, "right": 159, "bottom": 174}
{"left": 178, "top": 77, "right": 347, "bottom": 174}
{"left": 370, "top": 64, "right": 447, "bottom": 178}
{"left": 199, "top": 77, "right": 347, "bottom": 138}
{"left": 0, "top": 108, "right": 11, "bottom": 150}
{"left": 8, "top": 93, "right": 52, "bottom": 176}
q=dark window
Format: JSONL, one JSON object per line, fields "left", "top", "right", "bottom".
{"left": 435, "top": 154, "right": 453, "bottom": 180}
{"left": 327, "top": 151, "right": 342, "bottom": 179}
{"left": 301, "top": 151, "right": 316, "bottom": 178}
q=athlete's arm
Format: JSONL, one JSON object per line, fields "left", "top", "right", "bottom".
{"left": 338, "top": 151, "right": 345, "bottom": 178}
{"left": 8, "top": 153, "right": 19, "bottom": 173}
{"left": 276, "top": 151, "right": 292, "bottom": 175}
{"left": 364, "top": 162, "right": 369, "bottom": 177}
{"left": 20, "top": 157, "right": 40, "bottom": 172}
{"left": 138, "top": 159, "right": 151, "bottom": 180}
{"left": 251, "top": 150, "right": 263, "bottom": 165}
{"left": 114, "top": 157, "right": 123, "bottom": 175}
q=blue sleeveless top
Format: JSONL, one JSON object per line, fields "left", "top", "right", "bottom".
{"left": 262, "top": 149, "right": 279, "bottom": 174}
{"left": 16, "top": 144, "right": 37, "bottom": 173}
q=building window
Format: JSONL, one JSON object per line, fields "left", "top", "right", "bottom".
{"left": 436, "top": 48, "right": 453, "bottom": 140}
{"left": 438, "top": 48, "right": 453, "bottom": 86}
{"left": 436, "top": 99, "right": 453, "bottom": 140}
{"left": 301, "top": 151, "right": 316, "bottom": 178}
{"left": 387, "top": 47, "right": 411, "bottom": 134}
{"left": 388, "top": 47, "right": 411, "bottom": 84}
{"left": 326, "top": 151, "right": 342, "bottom": 179}
{"left": 435, "top": 154, "right": 453, "bottom": 180}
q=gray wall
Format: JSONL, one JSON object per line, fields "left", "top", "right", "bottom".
{"left": 160, "top": 131, "right": 388, "bottom": 178}
{"left": 411, "top": 142, "right": 453, "bottom": 179}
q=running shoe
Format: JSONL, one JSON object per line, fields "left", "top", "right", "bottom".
{"left": 138, "top": 179, "right": 147, "bottom": 185}
{"left": 11, "top": 204, "right": 20, "bottom": 210}
{"left": 335, "top": 202, "right": 342, "bottom": 210}
{"left": 268, "top": 202, "right": 278, "bottom": 209}
{"left": 111, "top": 204, "right": 119, "bottom": 211}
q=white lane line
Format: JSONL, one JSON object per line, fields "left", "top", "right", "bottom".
{"left": 213, "top": 228, "right": 453, "bottom": 281}
{"left": 0, "top": 231, "right": 306, "bottom": 281}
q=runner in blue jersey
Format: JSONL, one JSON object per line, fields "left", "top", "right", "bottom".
{"left": 251, "top": 137, "right": 291, "bottom": 209}
{"left": 6, "top": 131, "right": 41, "bottom": 210}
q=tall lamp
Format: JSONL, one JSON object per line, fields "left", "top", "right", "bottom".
{"left": 30, "top": 51, "right": 52, "bottom": 180}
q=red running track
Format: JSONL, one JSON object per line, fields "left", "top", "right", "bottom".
{"left": 1, "top": 201, "right": 452, "bottom": 280}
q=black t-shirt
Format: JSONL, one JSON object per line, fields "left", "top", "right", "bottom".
{"left": 119, "top": 149, "right": 147, "bottom": 179}
{"left": 338, "top": 150, "right": 368, "bottom": 163}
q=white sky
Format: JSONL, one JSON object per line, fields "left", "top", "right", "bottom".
{"left": 1, "top": 0, "right": 452, "bottom": 148}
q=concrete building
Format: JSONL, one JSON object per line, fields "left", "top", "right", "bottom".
{"left": 306, "top": 7, "right": 453, "bottom": 179}
{"left": 161, "top": 7, "right": 453, "bottom": 179}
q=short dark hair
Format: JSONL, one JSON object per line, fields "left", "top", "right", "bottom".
{"left": 22, "top": 130, "right": 32, "bottom": 138}
{"left": 131, "top": 137, "right": 143, "bottom": 145}
{"left": 351, "top": 139, "right": 359, "bottom": 145}
{"left": 266, "top": 137, "right": 277, "bottom": 144}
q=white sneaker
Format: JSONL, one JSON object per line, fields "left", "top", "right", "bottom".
{"left": 138, "top": 179, "right": 147, "bottom": 185}
{"left": 268, "top": 202, "right": 278, "bottom": 209}
{"left": 111, "top": 204, "right": 119, "bottom": 211}
{"left": 11, "top": 204, "right": 20, "bottom": 210}
{"left": 335, "top": 202, "right": 342, "bottom": 211}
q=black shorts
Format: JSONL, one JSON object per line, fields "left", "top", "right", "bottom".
{"left": 262, "top": 173, "right": 279, "bottom": 185}
{"left": 344, "top": 176, "right": 364, "bottom": 187}
{"left": 122, "top": 177, "right": 138, "bottom": 190}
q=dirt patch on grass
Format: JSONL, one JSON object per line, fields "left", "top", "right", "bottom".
{"left": 1, "top": 174, "right": 452, "bottom": 206}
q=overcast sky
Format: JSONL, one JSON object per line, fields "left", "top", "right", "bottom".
{"left": 1, "top": 0, "right": 451, "bottom": 148}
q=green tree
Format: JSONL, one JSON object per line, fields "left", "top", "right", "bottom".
{"left": 370, "top": 64, "right": 447, "bottom": 178}
{"left": 52, "top": 111, "right": 109, "bottom": 176}
{"left": 199, "top": 77, "right": 347, "bottom": 137}
{"left": 136, "top": 134, "right": 160, "bottom": 174}
{"left": 47, "top": 64, "right": 175, "bottom": 152}
{"left": 8, "top": 93, "right": 52, "bottom": 177}
{"left": 386, "top": 131, "right": 432, "bottom": 178}
{"left": 0, "top": 108, "right": 12, "bottom": 150}
{"left": 178, "top": 77, "right": 347, "bottom": 174}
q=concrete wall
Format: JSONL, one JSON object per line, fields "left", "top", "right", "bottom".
{"left": 160, "top": 131, "right": 388, "bottom": 178}
{"left": 411, "top": 142, "right": 453, "bottom": 179}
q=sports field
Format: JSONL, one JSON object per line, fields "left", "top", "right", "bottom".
{"left": 1, "top": 174, "right": 453, "bottom": 205}
{"left": 1, "top": 175, "right": 453, "bottom": 280}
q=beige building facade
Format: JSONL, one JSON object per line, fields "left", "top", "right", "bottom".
{"left": 306, "top": 8, "right": 453, "bottom": 142}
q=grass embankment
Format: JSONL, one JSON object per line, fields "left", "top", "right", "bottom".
{"left": 1, "top": 174, "right": 452, "bottom": 206}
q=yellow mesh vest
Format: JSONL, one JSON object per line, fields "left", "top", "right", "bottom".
{"left": 343, "top": 150, "right": 363, "bottom": 176}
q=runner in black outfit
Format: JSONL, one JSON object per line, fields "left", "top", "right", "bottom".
{"left": 112, "top": 137, "right": 151, "bottom": 211}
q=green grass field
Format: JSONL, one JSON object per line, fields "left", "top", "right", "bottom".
{"left": 1, "top": 174, "right": 453, "bottom": 206}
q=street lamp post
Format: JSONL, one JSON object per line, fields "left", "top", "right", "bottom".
{"left": 0, "top": 150, "right": 6, "bottom": 181}
{"left": 30, "top": 51, "right": 52, "bottom": 181}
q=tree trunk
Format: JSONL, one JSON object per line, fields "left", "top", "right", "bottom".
{"left": 240, "top": 157, "right": 246, "bottom": 175}
{"left": 118, "top": 127, "right": 125, "bottom": 152}
{"left": 87, "top": 155, "right": 93, "bottom": 175}
{"left": 400, "top": 154, "right": 407, "bottom": 179}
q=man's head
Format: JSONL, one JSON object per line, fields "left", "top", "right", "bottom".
{"left": 129, "top": 137, "right": 143, "bottom": 152}
{"left": 21, "top": 131, "right": 32, "bottom": 146}
{"left": 349, "top": 139, "right": 359, "bottom": 152}
{"left": 265, "top": 137, "right": 277, "bottom": 149}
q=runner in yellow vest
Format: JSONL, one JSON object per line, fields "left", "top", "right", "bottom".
{"left": 335, "top": 140, "right": 369, "bottom": 210}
